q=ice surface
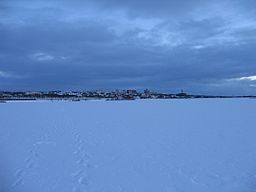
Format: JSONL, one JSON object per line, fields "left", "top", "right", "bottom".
{"left": 0, "top": 99, "right": 256, "bottom": 192}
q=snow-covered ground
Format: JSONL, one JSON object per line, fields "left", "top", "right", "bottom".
{"left": 0, "top": 99, "right": 256, "bottom": 192}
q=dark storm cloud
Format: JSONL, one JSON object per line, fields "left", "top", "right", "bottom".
{"left": 1, "top": 0, "right": 256, "bottom": 94}
{"left": 74, "top": 0, "right": 207, "bottom": 18}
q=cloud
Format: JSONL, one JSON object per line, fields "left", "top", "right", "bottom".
{"left": 31, "top": 53, "right": 55, "bottom": 61}
{"left": 0, "top": 0, "right": 256, "bottom": 94}
{"left": 0, "top": 71, "right": 10, "bottom": 78}
{"left": 236, "top": 75, "right": 256, "bottom": 81}
{"left": 0, "top": 70, "right": 20, "bottom": 79}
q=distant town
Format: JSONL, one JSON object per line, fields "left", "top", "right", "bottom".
{"left": 0, "top": 89, "right": 256, "bottom": 102}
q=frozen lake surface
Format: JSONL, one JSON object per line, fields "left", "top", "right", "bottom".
{"left": 0, "top": 99, "right": 256, "bottom": 192}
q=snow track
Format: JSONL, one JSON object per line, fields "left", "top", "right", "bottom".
{"left": 12, "top": 135, "right": 56, "bottom": 189}
{"left": 72, "top": 128, "right": 90, "bottom": 192}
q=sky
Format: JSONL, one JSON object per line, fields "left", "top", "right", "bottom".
{"left": 1, "top": 0, "right": 256, "bottom": 95}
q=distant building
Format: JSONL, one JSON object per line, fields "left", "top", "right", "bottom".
{"left": 176, "top": 90, "right": 187, "bottom": 97}
{"left": 127, "top": 90, "right": 137, "bottom": 95}
{"left": 144, "top": 89, "right": 151, "bottom": 94}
